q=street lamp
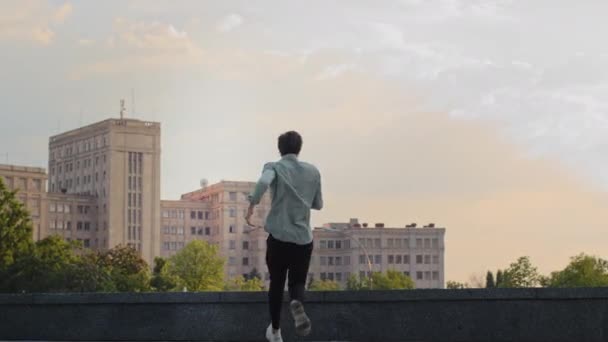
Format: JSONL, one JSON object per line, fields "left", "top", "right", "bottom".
{"left": 317, "top": 227, "right": 373, "bottom": 289}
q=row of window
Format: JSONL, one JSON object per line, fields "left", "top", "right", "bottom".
{"left": 319, "top": 255, "right": 351, "bottom": 266}
{"left": 318, "top": 240, "right": 351, "bottom": 249}
{"left": 355, "top": 254, "right": 440, "bottom": 265}
{"left": 51, "top": 135, "right": 107, "bottom": 161}
{"left": 49, "top": 220, "right": 92, "bottom": 230}
{"left": 0, "top": 176, "right": 43, "bottom": 192}
{"left": 128, "top": 152, "right": 143, "bottom": 175}
{"left": 51, "top": 154, "right": 107, "bottom": 176}
{"left": 355, "top": 237, "right": 440, "bottom": 249}
{"left": 163, "top": 226, "right": 185, "bottom": 235}
{"left": 163, "top": 241, "right": 185, "bottom": 251}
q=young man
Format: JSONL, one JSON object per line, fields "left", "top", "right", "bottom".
{"left": 246, "top": 131, "right": 323, "bottom": 342}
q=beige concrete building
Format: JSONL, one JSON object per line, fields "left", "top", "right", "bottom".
{"left": 47, "top": 118, "right": 161, "bottom": 264}
{"left": 161, "top": 181, "right": 271, "bottom": 280}
{"left": 310, "top": 219, "right": 446, "bottom": 289}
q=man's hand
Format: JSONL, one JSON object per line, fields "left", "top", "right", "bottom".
{"left": 245, "top": 205, "right": 255, "bottom": 227}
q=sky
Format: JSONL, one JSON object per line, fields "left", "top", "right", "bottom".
{"left": 1, "top": 0, "right": 607, "bottom": 283}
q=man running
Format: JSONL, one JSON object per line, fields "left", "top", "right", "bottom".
{"left": 246, "top": 131, "right": 323, "bottom": 342}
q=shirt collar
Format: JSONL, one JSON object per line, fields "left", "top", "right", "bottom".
{"left": 281, "top": 153, "right": 298, "bottom": 160}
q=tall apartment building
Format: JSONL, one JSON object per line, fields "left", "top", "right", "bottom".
{"left": 47, "top": 118, "right": 161, "bottom": 264}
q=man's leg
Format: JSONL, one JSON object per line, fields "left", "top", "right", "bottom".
{"left": 287, "top": 242, "right": 313, "bottom": 336}
{"left": 267, "top": 235, "right": 288, "bottom": 330}
{"left": 287, "top": 242, "right": 313, "bottom": 301}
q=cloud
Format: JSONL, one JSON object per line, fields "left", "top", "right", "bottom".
{"left": 0, "top": 1, "right": 72, "bottom": 45}
{"left": 69, "top": 18, "right": 204, "bottom": 79}
{"left": 315, "top": 63, "right": 358, "bottom": 80}
{"left": 78, "top": 38, "right": 94, "bottom": 46}
{"left": 217, "top": 13, "right": 243, "bottom": 33}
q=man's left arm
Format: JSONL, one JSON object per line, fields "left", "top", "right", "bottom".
{"left": 246, "top": 163, "right": 275, "bottom": 224}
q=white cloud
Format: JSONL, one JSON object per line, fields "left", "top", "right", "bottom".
{"left": 315, "top": 63, "right": 358, "bottom": 80}
{"left": 0, "top": 1, "right": 72, "bottom": 45}
{"left": 70, "top": 18, "right": 204, "bottom": 79}
{"left": 217, "top": 13, "right": 243, "bottom": 32}
{"left": 78, "top": 38, "right": 94, "bottom": 46}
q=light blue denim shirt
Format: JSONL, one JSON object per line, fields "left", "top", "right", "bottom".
{"left": 248, "top": 154, "right": 323, "bottom": 245}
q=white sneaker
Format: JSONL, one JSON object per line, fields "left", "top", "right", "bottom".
{"left": 290, "top": 300, "right": 312, "bottom": 336}
{"left": 266, "top": 323, "right": 283, "bottom": 342}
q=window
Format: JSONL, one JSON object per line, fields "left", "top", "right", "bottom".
{"left": 198, "top": 211, "right": 203, "bottom": 220}
{"left": 432, "top": 238, "right": 439, "bottom": 248}
{"left": 197, "top": 228, "right": 203, "bottom": 235}
{"left": 328, "top": 273, "right": 334, "bottom": 281}
{"left": 336, "top": 240, "right": 342, "bottom": 249}
{"left": 320, "top": 273, "right": 327, "bottom": 281}
{"left": 205, "top": 211, "right": 210, "bottom": 220}
{"left": 191, "top": 211, "right": 196, "bottom": 219}
{"left": 84, "top": 222, "right": 90, "bottom": 231}
{"left": 229, "top": 240, "right": 236, "bottom": 249}
{"left": 50, "top": 203, "right": 56, "bottom": 212}
{"left": 366, "top": 238, "right": 372, "bottom": 247}
{"left": 327, "top": 240, "right": 334, "bottom": 249}
{"left": 191, "top": 227, "right": 196, "bottom": 235}
{"left": 359, "top": 255, "right": 366, "bottom": 265}
{"left": 243, "top": 241, "right": 249, "bottom": 250}
{"left": 388, "top": 255, "right": 395, "bottom": 264}
{"left": 404, "top": 255, "right": 410, "bottom": 264}
{"left": 161, "top": 242, "right": 169, "bottom": 250}
{"left": 396, "top": 255, "right": 402, "bottom": 264}
{"left": 416, "top": 239, "right": 422, "bottom": 248}
{"left": 404, "top": 271, "right": 410, "bottom": 277}
{"left": 433, "top": 255, "right": 439, "bottom": 264}
{"left": 162, "top": 210, "right": 170, "bottom": 218}
{"left": 34, "top": 179, "right": 41, "bottom": 191}
{"left": 178, "top": 211, "right": 185, "bottom": 219}
{"left": 336, "top": 257, "right": 342, "bottom": 266}
{"left": 388, "top": 238, "right": 394, "bottom": 248}
{"left": 320, "top": 240, "right": 327, "bottom": 249}
{"left": 177, "top": 227, "right": 184, "bottom": 235}
{"left": 344, "top": 240, "right": 351, "bottom": 249}
{"left": 170, "top": 226, "right": 177, "bottom": 234}
{"left": 424, "top": 255, "right": 431, "bottom": 264}
{"left": 425, "top": 271, "right": 431, "bottom": 280}
{"left": 66, "top": 221, "right": 72, "bottom": 230}
{"left": 84, "top": 239, "right": 90, "bottom": 248}
{"left": 336, "top": 273, "right": 343, "bottom": 282}
{"left": 229, "top": 192, "right": 237, "bottom": 201}
{"left": 229, "top": 257, "right": 236, "bottom": 266}
{"left": 374, "top": 255, "right": 382, "bottom": 264}
{"left": 417, "top": 271, "right": 423, "bottom": 280}
{"left": 205, "top": 227, "right": 211, "bottom": 235}
{"left": 229, "top": 225, "right": 235, "bottom": 233}
{"left": 242, "top": 258, "right": 249, "bottom": 266}
{"left": 344, "top": 256, "right": 351, "bottom": 265}
{"left": 328, "top": 257, "right": 334, "bottom": 266}
{"left": 163, "top": 226, "right": 170, "bottom": 234}
{"left": 229, "top": 208, "right": 237, "bottom": 218}
{"left": 425, "top": 238, "right": 431, "bottom": 249}
{"left": 320, "top": 256, "right": 327, "bottom": 266}
{"left": 416, "top": 255, "right": 423, "bottom": 264}
{"left": 358, "top": 238, "right": 365, "bottom": 247}
{"left": 432, "top": 271, "right": 439, "bottom": 280}
{"left": 359, "top": 271, "right": 366, "bottom": 279}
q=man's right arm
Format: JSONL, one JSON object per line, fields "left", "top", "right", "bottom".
{"left": 312, "top": 173, "right": 323, "bottom": 210}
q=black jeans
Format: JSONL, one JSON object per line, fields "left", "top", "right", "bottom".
{"left": 266, "top": 234, "right": 313, "bottom": 330}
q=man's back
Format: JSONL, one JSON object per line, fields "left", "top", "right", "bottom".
{"left": 250, "top": 154, "right": 322, "bottom": 245}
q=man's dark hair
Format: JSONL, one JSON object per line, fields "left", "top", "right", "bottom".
{"left": 278, "top": 131, "right": 303, "bottom": 156}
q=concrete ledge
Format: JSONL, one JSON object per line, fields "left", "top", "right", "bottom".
{"left": 0, "top": 288, "right": 607, "bottom": 341}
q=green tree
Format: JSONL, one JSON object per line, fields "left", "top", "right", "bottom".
{"left": 150, "top": 257, "right": 178, "bottom": 291}
{"left": 5, "top": 235, "right": 78, "bottom": 293}
{"left": 496, "top": 270, "right": 504, "bottom": 287}
{"left": 544, "top": 254, "right": 608, "bottom": 288}
{"left": 66, "top": 251, "right": 114, "bottom": 292}
{"left": 224, "top": 276, "right": 265, "bottom": 291}
{"left": 0, "top": 177, "right": 33, "bottom": 272}
{"left": 104, "top": 245, "right": 150, "bottom": 292}
{"left": 371, "top": 271, "right": 415, "bottom": 290}
{"left": 446, "top": 281, "right": 468, "bottom": 289}
{"left": 309, "top": 279, "right": 341, "bottom": 291}
{"left": 486, "top": 271, "right": 495, "bottom": 288}
{"left": 501, "top": 256, "right": 540, "bottom": 288}
{"left": 346, "top": 274, "right": 367, "bottom": 290}
{"left": 245, "top": 267, "right": 262, "bottom": 281}
{"left": 167, "top": 240, "right": 224, "bottom": 291}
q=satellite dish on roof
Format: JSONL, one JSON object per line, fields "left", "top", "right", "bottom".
{"left": 200, "top": 178, "right": 208, "bottom": 189}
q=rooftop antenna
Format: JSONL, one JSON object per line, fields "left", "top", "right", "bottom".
{"left": 131, "top": 88, "right": 136, "bottom": 117}
{"left": 120, "top": 99, "right": 126, "bottom": 120}
{"left": 79, "top": 108, "right": 83, "bottom": 126}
